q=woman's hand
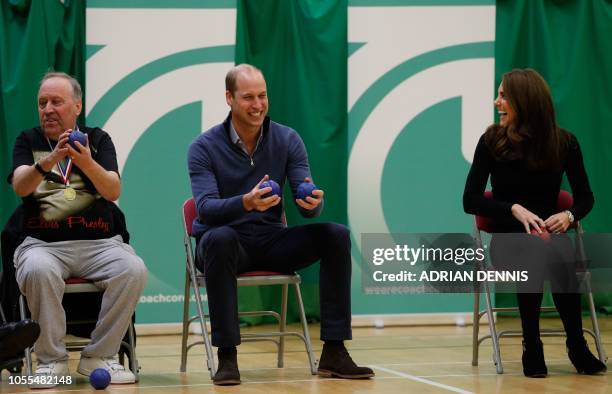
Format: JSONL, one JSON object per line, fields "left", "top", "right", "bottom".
{"left": 511, "top": 203, "right": 546, "bottom": 233}
{"left": 544, "top": 212, "right": 571, "bottom": 233}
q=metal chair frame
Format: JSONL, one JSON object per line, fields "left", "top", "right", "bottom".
{"left": 19, "top": 279, "right": 139, "bottom": 380}
{"left": 179, "top": 198, "right": 317, "bottom": 378}
{"left": 0, "top": 274, "right": 5, "bottom": 324}
{"left": 471, "top": 190, "right": 607, "bottom": 374}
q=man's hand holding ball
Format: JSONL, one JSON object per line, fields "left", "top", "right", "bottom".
{"left": 243, "top": 175, "right": 281, "bottom": 212}
{"left": 296, "top": 178, "right": 323, "bottom": 211}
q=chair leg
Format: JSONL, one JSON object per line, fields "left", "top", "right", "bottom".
{"left": 19, "top": 295, "right": 33, "bottom": 376}
{"left": 585, "top": 274, "right": 607, "bottom": 362}
{"left": 180, "top": 270, "right": 191, "bottom": 372}
{"left": 472, "top": 290, "right": 480, "bottom": 366}
{"left": 278, "top": 284, "right": 288, "bottom": 368}
{"left": 293, "top": 283, "right": 317, "bottom": 375}
{"left": 127, "top": 321, "right": 139, "bottom": 382}
{"left": 483, "top": 281, "right": 503, "bottom": 374}
{"left": 192, "top": 280, "right": 216, "bottom": 378}
{"left": 0, "top": 301, "right": 6, "bottom": 324}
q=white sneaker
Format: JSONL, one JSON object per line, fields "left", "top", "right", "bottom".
{"left": 29, "top": 360, "right": 70, "bottom": 389}
{"left": 77, "top": 355, "right": 136, "bottom": 384}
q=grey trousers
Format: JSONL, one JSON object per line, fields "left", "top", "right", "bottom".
{"left": 14, "top": 235, "right": 147, "bottom": 363}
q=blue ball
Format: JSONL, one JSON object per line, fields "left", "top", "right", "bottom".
{"left": 89, "top": 368, "right": 111, "bottom": 390}
{"left": 259, "top": 180, "right": 281, "bottom": 198}
{"left": 68, "top": 129, "right": 87, "bottom": 151}
{"left": 297, "top": 182, "right": 317, "bottom": 200}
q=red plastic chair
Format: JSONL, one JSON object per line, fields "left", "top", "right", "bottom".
{"left": 471, "top": 190, "right": 607, "bottom": 374}
{"left": 179, "top": 198, "right": 316, "bottom": 378}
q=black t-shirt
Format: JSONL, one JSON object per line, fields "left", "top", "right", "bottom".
{"left": 8, "top": 126, "right": 121, "bottom": 242}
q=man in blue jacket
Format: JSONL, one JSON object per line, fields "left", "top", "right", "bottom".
{"left": 188, "top": 64, "right": 374, "bottom": 385}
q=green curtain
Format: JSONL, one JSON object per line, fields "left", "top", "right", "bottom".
{"left": 0, "top": 0, "right": 85, "bottom": 228}
{"left": 235, "top": 0, "right": 348, "bottom": 323}
{"left": 495, "top": 0, "right": 612, "bottom": 311}
{"left": 495, "top": 0, "right": 612, "bottom": 232}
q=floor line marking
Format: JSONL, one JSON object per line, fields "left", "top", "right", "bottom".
{"left": 371, "top": 365, "right": 474, "bottom": 394}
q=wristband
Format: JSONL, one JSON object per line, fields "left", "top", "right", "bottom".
{"left": 34, "top": 161, "right": 51, "bottom": 176}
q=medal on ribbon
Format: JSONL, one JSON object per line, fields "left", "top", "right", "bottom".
{"left": 47, "top": 130, "right": 77, "bottom": 201}
{"left": 63, "top": 186, "right": 77, "bottom": 201}
{"left": 57, "top": 157, "right": 76, "bottom": 201}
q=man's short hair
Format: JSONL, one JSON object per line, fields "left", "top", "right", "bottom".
{"left": 40, "top": 71, "right": 82, "bottom": 102}
{"left": 225, "top": 64, "right": 263, "bottom": 96}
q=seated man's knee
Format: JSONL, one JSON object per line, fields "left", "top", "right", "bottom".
{"left": 111, "top": 248, "right": 148, "bottom": 286}
{"left": 198, "top": 226, "right": 240, "bottom": 256}
{"left": 197, "top": 226, "right": 240, "bottom": 272}
{"left": 17, "top": 250, "right": 61, "bottom": 282}
{"left": 203, "top": 226, "right": 240, "bottom": 252}
{"left": 126, "top": 255, "right": 148, "bottom": 283}
{"left": 323, "top": 223, "right": 351, "bottom": 246}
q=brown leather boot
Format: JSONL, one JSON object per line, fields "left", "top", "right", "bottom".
{"left": 317, "top": 342, "right": 374, "bottom": 379}
{"left": 212, "top": 347, "right": 241, "bottom": 385}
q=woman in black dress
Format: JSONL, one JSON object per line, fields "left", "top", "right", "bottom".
{"left": 463, "top": 68, "right": 606, "bottom": 377}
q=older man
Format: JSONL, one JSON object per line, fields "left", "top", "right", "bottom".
{"left": 8, "top": 72, "right": 147, "bottom": 388}
{"left": 188, "top": 64, "right": 374, "bottom": 385}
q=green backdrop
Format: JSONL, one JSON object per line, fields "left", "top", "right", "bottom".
{"left": 2, "top": 0, "right": 611, "bottom": 323}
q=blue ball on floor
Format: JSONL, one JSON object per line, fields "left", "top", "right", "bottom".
{"left": 68, "top": 129, "right": 87, "bottom": 151}
{"left": 297, "top": 182, "right": 317, "bottom": 200}
{"left": 90, "top": 368, "right": 111, "bottom": 390}
{"left": 259, "top": 180, "right": 281, "bottom": 197}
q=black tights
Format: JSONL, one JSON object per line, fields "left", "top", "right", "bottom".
{"left": 517, "top": 292, "right": 584, "bottom": 345}
{"left": 491, "top": 233, "right": 584, "bottom": 345}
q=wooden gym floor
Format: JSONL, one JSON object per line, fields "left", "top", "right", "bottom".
{"left": 1, "top": 316, "right": 610, "bottom": 393}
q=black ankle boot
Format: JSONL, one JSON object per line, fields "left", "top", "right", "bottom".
{"left": 522, "top": 340, "right": 547, "bottom": 378}
{"left": 0, "top": 319, "right": 39, "bottom": 360}
{"left": 567, "top": 338, "right": 607, "bottom": 375}
{"left": 213, "top": 347, "right": 241, "bottom": 385}
{"left": 317, "top": 342, "right": 375, "bottom": 379}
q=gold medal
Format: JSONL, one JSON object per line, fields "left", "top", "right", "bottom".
{"left": 64, "top": 186, "right": 76, "bottom": 201}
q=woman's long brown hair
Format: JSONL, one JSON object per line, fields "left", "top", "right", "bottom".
{"left": 485, "top": 69, "right": 569, "bottom": 170}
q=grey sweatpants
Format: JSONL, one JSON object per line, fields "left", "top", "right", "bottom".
{"left": 14, "top": 235, "right": 147, "bottom": 363}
